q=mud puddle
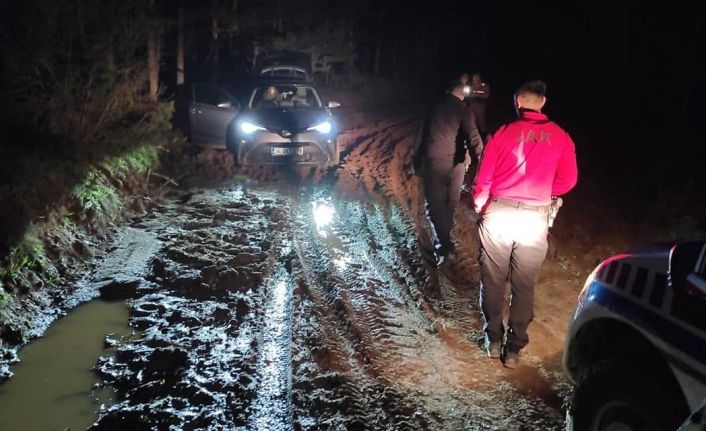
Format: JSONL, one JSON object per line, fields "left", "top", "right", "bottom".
{"left": 0, "top": 299, "right": 132, "bottom": 431}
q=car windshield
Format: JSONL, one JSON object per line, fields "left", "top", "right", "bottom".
{"left": 251, "top": 85, "right": 321, "bottom": 109}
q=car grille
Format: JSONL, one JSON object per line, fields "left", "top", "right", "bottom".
{"left": 246, "top": 142, "right": 326, "bottom": 164}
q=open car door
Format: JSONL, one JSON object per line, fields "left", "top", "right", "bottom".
{"left": 189, "top": 84, "right": 240, "bottom": 147}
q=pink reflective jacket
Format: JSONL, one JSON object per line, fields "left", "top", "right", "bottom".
{"left": 472, "top": 110, "right": 578, "bottom": 210}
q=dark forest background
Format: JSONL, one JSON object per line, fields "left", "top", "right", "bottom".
{"left": 0, "top": 0, "right": 704, "bottom": 237}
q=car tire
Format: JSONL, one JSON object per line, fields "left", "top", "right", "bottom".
{"left": 226, "top": 140, "right": 243, "bottom": 167}
{"left": 571, "top": 360, "right": 687, "bottom": 431}
{"left": 225, "top": 145, "right": 239, "bottom": 166}
{"left": 327, "top": 140, "right": 340, "bottom": 168}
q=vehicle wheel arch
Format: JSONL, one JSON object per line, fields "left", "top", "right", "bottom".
{"left": 225, "top": 119, "right": 243, "bottom": 165}
{"left": 569, "top": 318, "right": 669, "bottom": 377}
{"left": 566, "top": 317, "right": 689, "bottom": 404}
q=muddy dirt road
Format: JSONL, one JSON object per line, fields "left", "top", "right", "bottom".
{"left": 84, "top": 116, "right": 578, "bottom": 430}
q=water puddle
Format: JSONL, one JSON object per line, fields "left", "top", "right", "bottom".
{"left": 0, "top": 299, "right": 131, "bottom": 431}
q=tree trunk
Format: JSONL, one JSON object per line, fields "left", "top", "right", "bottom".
{"left": 620, "top": 1, "right": 630, "bottom": 130}
{"left": 176, "top": 2, "right": 185, "bottom": 86}
{"left": 391, "top": 36, "right": 398, "bottom": 71}
{"left": 277, "top": 0, "right": 283, "bottom": 32}
{"left": 148, "top": 30, "right": 159, "bottom": 102}
{"left": 253, "top": 44, "right": 260, "bottom": 69}
{"left": 211, "top": 0, "right": 220, "bottom": 83}
{"left": 374, "top": 39, "right": 381, "bottom": 76}
{"left": 147, "top": 0, "right": 160, "bottom": 103}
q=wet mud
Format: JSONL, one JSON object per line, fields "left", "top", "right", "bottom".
{"left": 2, "top": 116, "right": 578, "bottom": 430}
{"left": 88, "top": 167, "right": 568, "bottom": 430}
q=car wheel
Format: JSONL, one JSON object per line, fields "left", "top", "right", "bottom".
{"left": 571, "top": 360, "right": 687, "bottom": 431}
{"left": 226, "top": 140, "right": 243, "bottom": 167}
{"left": 327, "top": 140, "right": 340, "bottom": 168}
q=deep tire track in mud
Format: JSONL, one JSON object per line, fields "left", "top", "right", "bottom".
{"left": 86, "top": 116, "right": 571, "bottom": 430}
{"left": 338, "top": 117, "right": 572, "bottom": 426}
{"left": 89, "top": 181, "right": 565, "bottom": 430}
{"left": 291, "top": 201, "right": 438, "bottom": 430}
{"left": 288, "top": 192, "right": 565, "bottom": 430}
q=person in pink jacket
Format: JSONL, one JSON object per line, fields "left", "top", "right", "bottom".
{"left": 471, "top": 80, "right": 578, "bottom": 368}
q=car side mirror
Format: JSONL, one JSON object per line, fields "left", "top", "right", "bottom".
{"left": 217, "top": 101, "right": 232, "bottom": 109}
{"left": 327, "top": 101, "right": 341, "bottom": 108}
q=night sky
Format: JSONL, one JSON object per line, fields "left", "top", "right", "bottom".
{"left": 391, "top": 2, "right": 704, "bottom": 136}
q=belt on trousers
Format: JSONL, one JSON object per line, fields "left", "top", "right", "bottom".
{"left": 491, "top": 197, "right": 550, "bottom": 212}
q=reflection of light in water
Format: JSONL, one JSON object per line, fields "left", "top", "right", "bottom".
{"left": 312, "top": 201, "right": 335, "bottom": 233}
{"left": 251, "top": 272, "right": 292, "bottom": 431}
{"left": 225, "top": 186, "right": 245, "bottom": 201}
{"left": 273, "top": 281, "right": 287, "bottom": 308}
{"left": 333, "top": 255, "right": 352, "bottom": 270}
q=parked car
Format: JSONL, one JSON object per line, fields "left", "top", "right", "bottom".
{"left": 227, "top": 81, "right": 340, "bottom": 167}
{"left": 187, "top": 79, "right": 341, "bottom": 167}
{"left": 564, "top": 239, "right": 706, "bottom": 431}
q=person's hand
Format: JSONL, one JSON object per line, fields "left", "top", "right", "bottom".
{"left": 464, "top": 153, "right": 471, "bottom": 171}
{"left": 474, "top": 197, "right": 486, "bottom": 215}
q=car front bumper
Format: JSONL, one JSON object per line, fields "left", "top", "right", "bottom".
{"left": 233, "top": 131, "right": 337, "bottom": 165}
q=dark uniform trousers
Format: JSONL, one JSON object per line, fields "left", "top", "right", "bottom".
{"left": 478, "top": 198, "right": 549, "bottom": 351}
{"left": 424, "top": 157, "right": 467, "bottom": 252}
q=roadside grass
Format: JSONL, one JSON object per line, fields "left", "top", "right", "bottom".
{"left": 0, "top": 285, "right": 9, "bottom": 306}
{"left": 70, "top": 171, "right": 119, "bottom": 212}
{"left": 0, "top": 230, "right": 45, "bottom": 285}
{"left": 0, "top": 102, "right": 174, "bottom": 293}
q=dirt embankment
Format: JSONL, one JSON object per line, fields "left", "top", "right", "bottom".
{"left": 0, "top": 104, "right": 176, "bottom": 380}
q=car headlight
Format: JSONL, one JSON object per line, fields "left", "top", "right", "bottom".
{"left": 240, "top": 121, "right": 266, "bottom": 134}
{"left": 307, "top": 121, "right": 332, "bottom": 134}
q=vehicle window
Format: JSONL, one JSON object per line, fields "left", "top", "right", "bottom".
{"left": 260, "top": 67, "right": 307, "bottom": 80}
{"left": 670, "top": 241, "right": 705, "bottom": 290}
{"left": 251, "top": 85, "right": 321, "bottom": 109}
{"left": 194, "top": 85, "right": 230, "bottom": 107}
{"left": 263, "top": 68, "right": 291, "bottom": 77}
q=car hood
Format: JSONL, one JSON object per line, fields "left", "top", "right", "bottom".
{"left": 246, "top": 108, "right": 330, "bottom": 133}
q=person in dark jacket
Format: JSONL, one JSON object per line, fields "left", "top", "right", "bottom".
{"left": 422, "top": 80, "right": 484, "bottom": 264}
{"left": 469, "top": 73, "right": 490, "bottom": 135}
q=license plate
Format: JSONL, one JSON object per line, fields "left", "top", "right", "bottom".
{"left": 271, "top": 147, "right": 303, "bottom": 156}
